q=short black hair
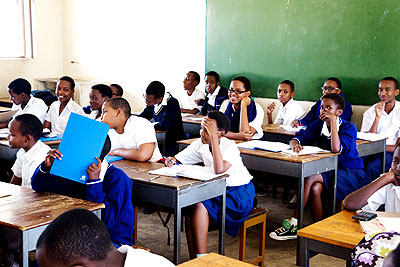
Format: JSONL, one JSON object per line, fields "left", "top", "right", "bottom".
{"left": 146, "top": 81, "right": 165, "bottom": 99}
{"left": 326, "top": 77, "right": 342, "bottom": 90}
{"left": 8, "top": 78, "right": 31, "bottom": 95}
{"left": 232, "top": 76, "right": 251, "bottom": 91}
{"left": 36, "top": 209, "right": 113, "bottom": 265}
{"left": 207, "top": 110, "right": 230, "bottom": 134}
{"left": 14, "top": 114, "right": 43, "bottom": 141}
{"left": 58, "top": 76, "right": 75, "bottom": 90}
{"left": 280, "top": 80, "right": 295, "bottom": 92}
{"left": 383, "top": 242, "right": 400, "bottom": 267}
{"left": 381, "top": 77, "right": 399, "bottom": 89}
{"left": 99, "top": 135, "right": 111, "bottom": 161}
{"left": 92, "top": 84, "right": 112, "bottom": 99}
{"left": 105, "top": 98, "right": 131, "bottom": 117}
{"left": 321, "top": 93, "right": 346, "bottom": 110}
{"left": 110, "top": 84, "right": 124, "bottom": 97}
{"left": 189, "top": 71, "right": 200, "bottom": 83}
{"left": 205, "top": 71, "right": 220, "bottom": 83}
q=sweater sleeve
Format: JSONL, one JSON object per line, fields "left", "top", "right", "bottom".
{"left": 31, "top": 163, "right": 53, "bottom": 192}
{"left": 338, "top": 121, "right": 357, "bottom": 154}
{"left": 139, "top": 106, "right": 153, "bottom": 120}
{"left": 299, "top": 101, "right": 319, "bottom": 126}
{"left": 293, "top": 120, "right": 321, "bottom": 145}
{"left": 154, "top": 99, "right": 181, "bottom": 131}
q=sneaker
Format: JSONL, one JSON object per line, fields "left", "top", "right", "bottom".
{"left": 269, "top": 219, "right": 297, "bottom": 240}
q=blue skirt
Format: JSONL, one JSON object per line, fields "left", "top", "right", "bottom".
{"left": 322, "top": 167, "right": 367, "bottom": 201}
{"left": 202, "top": 181, "right": 255, "bottom": 237}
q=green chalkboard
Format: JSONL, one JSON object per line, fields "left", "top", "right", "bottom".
{"left": 206, "top": 0, "right": 400, "bottom": 105}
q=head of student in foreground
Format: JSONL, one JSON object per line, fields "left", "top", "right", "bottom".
{"left": 8, "top": 78, "right": 32, "bottom": 106}
{"left": 110, "top": 84, "right": 123, "bottom": 98}
{"left": 277, "top": 80, "right": 295, "bottom": 105}
{"left": 7, "top": 114, "right": 42, "bottom": 151}
{"left": 183, "top": 71, "right": 200, "bottom": 91}
{"left": 205, "top": 71, "right": 221, "bottom": 94}
{"left": 56, "top": 76, "right": 75, "bottom": 105}
{"left": 143, "top": 81, "right": 165, "bottom": 107}
{"left": 200, "top": 110, "right": 230, "bottom": 145}
{"left": 101, "top": 98, "right": 131, "bottom": 129}
{"left": 36, "top": 209, "right": 125, "bottom": 267}
{"left": 319, "top": 93, "right": 345, "bottom": 124}
{"left": 90, "top": 84, "right": 113, "bottom": 111}
{"left": 378, "top": 77, "right": 399, "bottom": 104}
{"left": 321, "top": 77, "right": 342, "bottom": 96}
{"left": 389, "top": 142, "right": 400, "bottom": 186}
{"left": 228, "top": 76, "right": 251, "bottom": 106}
{"left": 383, "top": 242, "right": 400, "bottom": 267}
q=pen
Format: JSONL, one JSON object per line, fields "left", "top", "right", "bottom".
{"left": 149, "top": 175, "right": 161, "bottom": 181}
{"left": 163, "top": 156, "right": 180, "bottom": 166}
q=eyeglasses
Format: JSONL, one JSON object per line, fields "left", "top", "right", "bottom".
{"left": 143, "top": 94, "right": 157, "bottom": 104}
{"left": 321, "top": 86, "right": 339, "bottom": 93}
{"left": 228, "top": 88, "right": 247, "bottom": 95}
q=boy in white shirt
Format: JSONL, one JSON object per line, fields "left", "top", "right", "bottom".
{"left": 86, "top": 84, "right": 113, "bottom": 121}
{"left": 8, "top": 114, "right": 50, "bottom": 188}
{"left": 101, "top": 97, "right": 162, "bottom": 162}
{"left": 266, "top": 80, "right": 305, "bottom": 125}
{"left": 179, "top": 71, "right": 205, "bottom": 114}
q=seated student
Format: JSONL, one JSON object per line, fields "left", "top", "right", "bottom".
{"left": 219, "top": 76, "right": 264, "bottom": 140}
{"left": 0, "top": 78, "right": 48, "bottom": 128}
{"left": 43, "top": 76, "right": 85, "bottom": 135}
{"left": 86, "top": 84, "right": 112, "bottom": 120}
{"left": 270, "top": 94, "right": 366, "bottom": 241}
{"left": 361, "top": 77, "right": 400, "bottom": 180}
{"left": 140, "top": 81, "right": 186, "bottom": 156}
{"left": 383, "top": 243, "right": 400, "bottom": 267}
{"left": 31, "top": 136, "right": 134, "bottom": 247}
{"left": 165, "top": 111, "right": 255, "bottom": 258}
{"left": 179, "top": 71, "right": 205, "bottom": 114}
{"left": 266, "top": 80, "right": 305, "bottom": 125}
{"left": 110, "top": 83, "right": 124, "bottom": 98}
{"left": 36, "top": 209, "right": 175, "bottom": 267}
{"left": 8, "top": 114, "right": 50, "bottom": 188}
{"left": 198, "top": 71, "right": 228, "bottom": 115}
{"left": 291, "top": 77, "right": 353, "bottom": 127}
{"left": 101, "top": 98, "right": 162, "bottom": 162}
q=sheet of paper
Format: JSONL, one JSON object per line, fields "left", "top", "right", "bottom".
{"left": 377, "top": 217, "right": 400, "bottom": 232}
{"left": 237, "top": 140, "right": 290, "bottom": 152}
{"left": 149, "top": 165, "right": 203, "bottom": 177}
{"left": 149, "top": 165, "right": 221, "bottom": 181}
{"left": 357, "top": 132, "right": 386, "bottom": 141}
{"left": 280, "top": 124, "right": 306, "bottom": 132}
{"left": 281, "top": 146, "right": 330, "bottom": 156}
{"left": 188, "top": 117, "right": 203, "bottom": 121}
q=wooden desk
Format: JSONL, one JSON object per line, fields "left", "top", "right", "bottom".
{"left": 182, "top": 114, "right": 203, "bottom": 135}
{"left": 262, "top": 124, "right": 296, "bottom": 143}
{"left": 0, "top": 139, "right": 61, "bottom": 161}
{"left": 177, "top": 252, "right": 254, "bottom": 266}
{"left": 112, "top": 160, "right": 227, "bottom": 264}
{"left": 0, "top": 182, "right": 104, "bottom": 266}
{"left": 0, "top": 106, "right": 12, "bottom": 112}
{"left": 297, "top": 210, "right": 364, "bottom": 267}
{"left": 0, "top": 97, "right": 13, "bottom": 108}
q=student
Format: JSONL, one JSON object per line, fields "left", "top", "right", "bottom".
{"left": 291, "top": 77, "right": 352, "bottom": 127}
{"left": 361, "top": 77, "right": 400, "bottom": 180}
{"left": 266, "top": 80, "right": 305, "bottom": 124}
{"left": 270, "top": 94, "right": 366, "bottom": 240}
{"left": 110, "top": 83, "right": 124, "bottom": 98}
{"left": 43, "top": 76, "right": 85, "bottom": 135}
{"left": 140, "top": 81, "right": 186, "bottom": 156}
{"left": 179, "top": 71, "right": 205, "bottom": 114}
{"left": 383, "top": 243, "right": 400, "bottom": 267}
{"left": 0, "top": 78, "right": 48, "bottom": 128}
{"left": 219, "top": 76, "right": 264, "bottom": 140}
{"left": 8, "top": 114, "right": 50, "bottom": 188}
{"left": 87, "top": 84, "right": 113, "bottom": 120}
{"left": 101, "top": 97, "right": 162, "bottom": 162}
{"left": 198, "top": 71, "right": 229, "bottom": 115}
{"left": 165, "top": 111, "right": 255, "bottom": 258}
{"left": 36, "top": 209, "right": 174, "bottom": 267}
{"left": 31, "top": 136, "right": 134, "bottom": 247}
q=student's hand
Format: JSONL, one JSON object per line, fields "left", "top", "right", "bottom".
{"left": 164, "top": 157, "right": 177, "bottom": 167}
{"left": 291, "top": 120, "right": 300, "bottom": 128}
{"left": 375, "top": 101, "right": 385, "bottom": 118}
{"left": 202, "top": 117, "right": 219, "bottom": 138}
{"left": 87, "top": 157, "right": 101, "bottom": 180}
{"left": 108, "top": 149, "right": 117, "bottom": 156}
{"left": 194, "top": 98, "right": 202, "bottom": 105}
{"left": 239, "top": 131, "right": 254, "bottom": 141}
{"left": 44, "top": 149, "right": 63, "bottom": 168}
{"left": 290, "top": 140, "right": 303, "bottom": 153}
{"left": 266, "top": 102, "right": 276, "bottom": 114}
{"left": 319, "top": 109, "right": 337, "bottom": 124}
{"left": 240, "top": 96, "right": 251, "bottom": 107}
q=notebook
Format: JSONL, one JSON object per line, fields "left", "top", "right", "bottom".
{"left": 0, "top": 110, "right": 18, "bottom": 123}
{"left": 50, "top": 113, "right": 110, "bottom": 184}
{"left": 148, "top": 165, "right": 221, "bottom": 181}
{"left": 237, "top": 140, "right": 290, "bottom": 152}
{"left": 357, "top": 132, "right": 386, "bottom": 141}
{"left": 281, "top": 146, "right": 330, "bottom": 156}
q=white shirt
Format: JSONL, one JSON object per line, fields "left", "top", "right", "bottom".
{"left": 118, "top": 245, "right": 175, "bottom": 267}
{"left": 179, "top": 88, "right": 205, "bottom": 113}
{"left": 207, "top": 86, "right": 221, "bottom": 107}
{"left": 45, "top": 99, "right": 85, "bottom": 135}
{"left": 11, "top": 140, "right": 51, "bottom": 188}
{"left": 86, "top": 110, "right": 101, "bottom": 121}
{"left": 108, "top": 115, "right": 162, "bottom": 162}
{"left": 175, "top": 137, "right": 253, "bottom": 186}
{"left": 361, "top": 101, "right": 400, "bottom": 145}
{"left": 274, "top": 98, "right": 305, "bottom": 125}
{"left": 12, "top": 96, "right": 48, "bottom": 123}
{"left": 219, "top": 100, "right": 264, "bottom": 139}
{"left": 362, "top": 183, "right": 400, "bottom": 212}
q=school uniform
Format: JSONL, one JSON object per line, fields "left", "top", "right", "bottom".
{"left": 12, "top": 96, "right": 48, "bottom": 123}
{"left": 86, "top": 110, "right": 101, "bottom": 121}
{"left": 31, "top": 160, "right": 134, "bottom": 247}
{"left": 220, "top": 99, "right": 264, "bottom": 139}
{"left": 140, "top": 92, "right": 186, "bottom": 156}
{"left": 362, "top": 183, "right": 400, "bottom": 212}
{"left": 179, "top": 88, "right": 205, "bottom": 113}
{"left": 45, "top": 99, "right": 85, "bottom": 135}
{"left": 82, "top": 105, "right": 92, "bottom": 114}
{"left": 108, "top": 115, "right": 163, "bottom": 162}
{"left": 175, "top": 137, "right": 255, "bottom": 237}
{"left": 118, "top": 245, "right": 175, "bottom": 267}
{"left": 293, "top": 118, "right": 367, "bottom": 201}
{"left": 298, "top": 93, "right": 353, "bottom": 126}
{"left": 11, "top": 140, "right": 50, "bottom": 188}
{"left": 200, "top": 86, "right": 229, "bottom": 115}
{"left": 274, "top": 98, "right": 305, "bottom": 125}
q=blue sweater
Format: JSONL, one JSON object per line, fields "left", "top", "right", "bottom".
{"left": 31, "top": 163, "right": 134, "bottom": 246}
{"left": 294, "top": 118, "right": 363, "bottom": 169}
{"left": 200, "top": 86, "right": 229, "bottom": 115}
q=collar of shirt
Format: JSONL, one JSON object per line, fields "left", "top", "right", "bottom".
{"left": 154, "top": 92, "right": 171, "bottom": 114}
{"left": 207, "top": 86, "right": 221, "bottom": 106}
{"left": 321, "top": 117, "right": 342, "bottom": 138}
{"left": 99, "top": 160, "right": 110, "bottom": 181}
{"left": 281, "top": 98, "right": 294, "bottom": 110}
{"left": 21, "top": 140, "right": 45, "bottom": 161}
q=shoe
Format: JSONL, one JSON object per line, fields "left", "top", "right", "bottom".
{"left": 269, "top": 219, "right": 297, "bottom": 240}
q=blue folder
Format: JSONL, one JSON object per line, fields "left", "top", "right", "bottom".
{"left": 50, "top": 112, "right": 110, "bottom": 184}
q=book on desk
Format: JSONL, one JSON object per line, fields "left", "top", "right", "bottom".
{"left": 149, "top": 165, "right": 222, "bottom": 181}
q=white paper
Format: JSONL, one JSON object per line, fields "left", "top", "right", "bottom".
{"left": 280, "top": 124, "right": 306, "bottom": 132}
{"left": 357, "top": 132, "right": 386, "bottom": 141}
{"left": 237, "top": 140, "right": 290, "bottom": 152}
{"left": 149, "top": 165, "right": 221, "bottom": 181}
{"left": 188, "top": 117, "right": 203, "bottom": 121}
{"left": 281, "top": 146, "right": 330, "bottom": 156}
{"left": 377, "top": 217, "right": 400, "bottom": 232}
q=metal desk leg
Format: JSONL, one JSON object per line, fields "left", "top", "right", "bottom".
{"left": 174, "top": 204, "right": 182, "bottom": 264}
{"left": 299, "top": 237, "right": 309, "bottom": 267}
{"left": 382, "top": 139, "right": 386, "bottom": 174}
{"left": 218, "top": 190, "right": 226, "bottom": 255}
{"left": 22, "top": 231, "right": 29, "bottom": 267}
{"left": 330, "top": 156, "right": 338, "bottom": 214}
{"left": 298, "top": 168, "right": 305, "bottom": 229}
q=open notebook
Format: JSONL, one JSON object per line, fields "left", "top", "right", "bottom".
{"left": 237, "top": 140, "right": 290, "bottom": 152}
{"left": 281, "top": 146, "right": 330, "bottom": 156}
{"left": 148, "top": 165, "right": 222, "bottom": 181}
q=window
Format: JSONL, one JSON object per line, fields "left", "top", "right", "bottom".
{"left": 0, "top": 0, "right": 33, "bottom": 58}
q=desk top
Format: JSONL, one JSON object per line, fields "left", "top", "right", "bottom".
{"left": 0, "top": 98, "right": 13, "bottom": 104}
{"left": 181, "top": 114, "right": 204, "bottom": 124}
{"left": 297, "top": 210, "right": 365, "bottom": 249}
{"left": 177, "top": 253, "right": 253, "bottom": 266}
{"left": 0, "top": 182, "right": 104, "bottom": 231}
{"left": 0, "top": 106, "right": 12, "bottom": 112}
{"left": 262, "top": 124, "right": 297, "bottom": 136}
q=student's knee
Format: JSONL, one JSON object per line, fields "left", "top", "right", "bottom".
{"left": 310, "top": 183, "right": 323, "bottom": 197}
